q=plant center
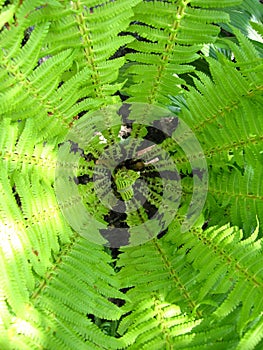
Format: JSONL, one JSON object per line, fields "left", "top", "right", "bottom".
{"left": 114, "top": 168, "right": 140, "bottom": 201}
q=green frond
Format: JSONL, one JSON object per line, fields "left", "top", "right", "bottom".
{"left": 0, "top": 0, "right": 139, "bottom": 140}
{"left": 29, "top": 237, "right": 126, "bottom": 349}
{"left": 176, "top": 34, "right": 263, "bottom": 234}
{"left": 222, "top": 27, "right": 263, "bottom": 82}
{"left": 0, "top": 3, "right": 16, "bottom": 28}
{"left": 218, "top": 0, "right": 263, "bottom": 42}
{"left": 116, "top": 225, "right": 244, "bottom": 348}
{"left": 122, "top": 0, "right": 235, "bottom": 104}
{"left": 251, "top": 21, "right": 263, "bottom": 37}
{"left": 15, "top": 22, "right": 50, "bottom": 75}
{"left": 116, "top": 215, "right": 263, "bottom": 346}
{"left": 2, "top": 234, "right": 127, "bottom": 349}
{"left": 236, "top": 316, "right": 263, "bottom": 350}
{"left": 119, "top": 294, "right": 203, "bottom": 349}
{"left": 207, "top": 164, "right": 263, "bottom": 235}
{"left": 15, "top": 0, "right": 62, "bottom": 22}
{"left": 0, "top": 118, "right": 57, "bottom": 179}
{"left": 191, "top": 0, "right": 242, "bottom": 7}
{"left": 0, "top": 176, "right": 33, "bottom": 317}
{"left": 36, "top": 0, "right": 140, "bottom": 105}
{"left": 173, "top": 221, "right": 263, "bottom": 331}
{"left": 0, "top": 39, "right": 77, "bottom": 139}
{"left": 117, "top": 237, "right": 202, "bottom": 315}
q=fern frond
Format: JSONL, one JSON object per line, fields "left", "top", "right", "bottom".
{"left": 119, "top": 293, "right": 204, "bottom": 349}
{"left": 29, "top": 237, "right": 127, "bottom": 350}
{"left": 15, "top": 0, "right": 62, "bottom": 22}
{"left": 0, "top": 29, "right": 76, "bottom": 139}
{"left": 176, "top": 31, "right": 263, "bottom": 233}
{"left": 217, "top": 0, "right": 263, "bottom": 45}
{"left": 172, "top": 220, "right": 263, "bottom": 332}
{"left": 0, "top": 118, "right": 57, "bottom": 183}
{"left": 36, "top": 0, "right": 140, "bottom": 105}
{"left": 0, "top": 113, "right": 127, "bottom": 348}
{"left": 0, "top": 2, "right": 16, "bottom": 29}
{"left": 0, "top": 170, "right": 33, "bottom": 316}
{"left": 0, "top": 0, "right": 141, "bottom": 139}
{"left": 122, "top": 0, "right": 238, "bottom": 104}
{"left": 251, "top": 21, "right": 263, "bottom": 38}
{"left": 222, "top": 27, "right": 263, "bottom": 82}
{"left": 2, "top": 231, "right": 127, "bottom": 349}
{"left": 191, "top": 0, "right": 242, "bottom": 7}
{"left": 116, "top": 216, "right": 263, "bottom": 346}
{"left": 120, "top": 300, "right": 238, "bottom": 349}
{"left": 207, "top": 164, "right": 263, "bottom": 235}
{"left": 116, "top": 221, "right": 246, "bottom": 348}
{"left": 236, "top": 315, "right": 263, "bottom": 350}
{"left": 117, "top": 237, "right": 202, "bottom": 315}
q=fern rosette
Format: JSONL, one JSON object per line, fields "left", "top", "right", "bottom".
{"left": 55, "top": 103, "right": 208, "bottom": 248}
{"left": 1, "top": 0, "right": 263, "bottom": 348}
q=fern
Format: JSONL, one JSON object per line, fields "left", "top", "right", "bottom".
{"left": 0, "top": 0, "right": 263, "bottom": 349}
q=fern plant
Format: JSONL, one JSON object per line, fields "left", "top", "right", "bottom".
{"left": 0, "top": 0, "right": 263, "bottom": 349}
